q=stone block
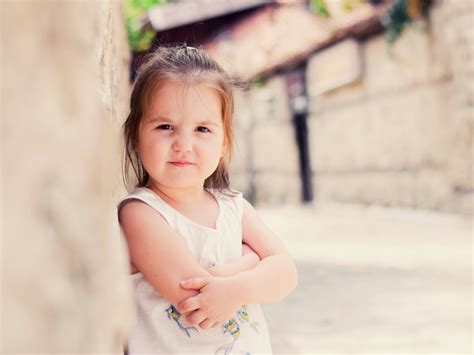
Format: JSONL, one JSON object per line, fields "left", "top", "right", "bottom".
{"left": 309, "top": 84, "right": 451, "bottom": 173}
{"left": 229, "top": 172, "right": 253, "bottom": 198}
{"left": 448, "top": 192, "right": 473, "bottom": 216}
{"left": 229, "top": 125, "right": 251, "bottom": 174}
{"left": 364, "top": 29, "right": 436, "bottom": 95}
{"left": 248, "top": 75, "right": 291, "bottom": 123}
{"left": 252, "top": 121, "right": 300, "bottom": 174}
{"left": 314, "top": 169, "right": 451, "bottom": 210}
{"left": 446, "top": 108, "right": 473, "bottom": 191}
{"left": 233, "top": 90, "right": 253, "bottom": 130}
{"left": 308, "top": 81, "right": 366, "bottom": 115}
{"left": 254, "top": 173, "right": 301, "bottom": 205}
{"left": 306, "top": 39, "right": 363, "bottom": 96}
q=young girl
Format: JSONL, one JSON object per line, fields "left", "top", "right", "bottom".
{"left": 118, "top": 45, "right": 298, "bottom": 354}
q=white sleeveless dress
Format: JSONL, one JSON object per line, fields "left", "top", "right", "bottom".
{"left": 117, "top": 187, "right": 273, "bottom": 354}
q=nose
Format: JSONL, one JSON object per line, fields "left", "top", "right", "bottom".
{"left": 172, "top": 132, "right": 193, "bottom": 153}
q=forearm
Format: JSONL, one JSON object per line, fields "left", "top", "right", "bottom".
{"left": 232, "top": 254, "right": 298, "bottom": 304}
{"left": 208, "top": 253, "right": 260, "bottom": 277}
{"left": 208, "top": 243, "right": 260, "bottom": 277}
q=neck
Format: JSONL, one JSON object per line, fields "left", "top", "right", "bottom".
{"left": 146, "top": 180, "right": 208, "bottom": 205}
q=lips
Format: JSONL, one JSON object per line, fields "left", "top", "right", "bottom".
{"left": 169, "top": 160, "right": 193, "bottom": 167}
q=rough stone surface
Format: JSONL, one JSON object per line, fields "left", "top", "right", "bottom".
{"left": 430, "top": 0, "right": 474, "bottom": 203}
{"left": 236, "top": 1, "right": 472, "bottom": 214}
{"left": 313, "top": 170, "right": 452, "bottom": 210}
{"left": 230, "top": 77, "right": 300, "bottom": 202}
{"left": 363, "top": 29, "right": 440, "bottom": 95}
{"left": 309, "top": 84, "right": 451, "bottom": 172}
{"left": 1, "top": 1, "right": 133, "bottom": 352}
{"left": 254, "top": 173, "right": 302, "bottom": 205}
{"left": 252, "top": 122, "right": 300, "bottom": 174}
{"left": 250, "top": 76, "right": 292, "bottom": 124}
{"left": 302, "top": 0, "right": 473, "bottom": 214}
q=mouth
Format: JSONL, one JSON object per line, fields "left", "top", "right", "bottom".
{"left": 169, "top": 161, "right": 193, "bottom": 167}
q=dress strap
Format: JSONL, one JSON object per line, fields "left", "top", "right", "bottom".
{"left": 117, "top": 187, "right": 175, "bottom": 226}
{"left": 211, "top": 189, "right": 244, "bottom": 223}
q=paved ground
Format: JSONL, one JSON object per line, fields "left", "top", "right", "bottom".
{"left": 256, "top": 203, "right": 472, "bottom": 354}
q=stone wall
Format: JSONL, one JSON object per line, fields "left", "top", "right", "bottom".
{"left": 233, "top": 0, "right": 473, "bottom": 214}
{"left": 306, "top": 0, "right": 472, "bottom": 214}
{"left": 431, "top": 0, "right": 474, "bottom": 214}
{"left": 231, "top": 76, "right": 301, "bottom": 204}
{"left": 1, "top": 0, "right": 134, "bottom": 352}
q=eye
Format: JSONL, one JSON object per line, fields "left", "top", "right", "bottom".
{"left": 196, "top": 126, "right": 211, "bottom": 133}
{"left": 156, "top": 124, "right": 173, "bottom": 130}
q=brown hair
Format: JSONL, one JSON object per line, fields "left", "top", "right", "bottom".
{"left": 122, "top": 45, "right": 242, "bottom": 195}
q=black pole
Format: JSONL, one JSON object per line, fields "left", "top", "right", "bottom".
{"left": 294, "top": 111, "right": 313, "bottom": 202}
{"left": 285, "top": 65, "right": 313, "bottom": 202}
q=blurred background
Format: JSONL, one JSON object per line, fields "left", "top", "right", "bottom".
{"left": 1, "top": 0, "right": 472, "bottom": 353}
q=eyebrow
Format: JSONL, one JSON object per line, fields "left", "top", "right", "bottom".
{"left": 147, "top": 116, "right": 220, "bottom": 127}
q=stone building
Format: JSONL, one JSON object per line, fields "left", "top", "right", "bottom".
{"left": 203, "top": 1, "right": 473, "bottom": 215}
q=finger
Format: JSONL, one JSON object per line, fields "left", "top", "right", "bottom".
{"left": 185, "top": 310, "right": 206, "bottom": 326}
{"left": 199, "top": 318, "right": 215, "bottom": 330}
{"left": 178, "top": 294, "right": 201, "bottom": 314}
{"left": 180, "top": 277, "right": 209, "bottom": 290}
{"left": 212, "top": 322, "right": 221, "bottom": 329}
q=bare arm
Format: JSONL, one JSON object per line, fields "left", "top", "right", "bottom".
{"left": 119, "top": 200, "right": 212, "bottom": 309}
{"left": 206, "top": 243, "right": 260, "bottom": 277}
{"left": 179, "top": 198, "right": 298, "bottom": 312}
{"left": 224, "top": 199, "right": 298, "bottom": 304}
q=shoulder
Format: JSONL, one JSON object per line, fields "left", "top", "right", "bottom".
{"left": 117, "top": 187, "right": 143, "bottom": 212}
{"left": 118, "top": 197, "right": 166, "bottom": 230}
{"left": 117, "top": 187, "right": 174, "bottom": 226}
{"left": 117, "top": 187, "right": 153, "bottom": 210}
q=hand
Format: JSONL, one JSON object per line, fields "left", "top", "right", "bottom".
{"left": 178, "top": 276, "right": 241, "bottom": 329}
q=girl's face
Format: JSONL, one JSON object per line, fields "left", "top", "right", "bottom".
{"left": 138, "top": 80, "right": 227, "bottom": 192}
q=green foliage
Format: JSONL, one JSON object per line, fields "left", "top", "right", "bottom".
{"left": 382, "top": 0, "right": 433, "bottom": 44}
{"left": 382, "top": 0, "right": 410, "bottom": 44}
{"left": 124, "top": 0, "right": 168, "bottom": 52}
{"left": 309, "top": 0, "right": 330, "bottom": 18}
{"left": 310, "top": 0, "right": 363, "bottom": 17}
{"left": 251, "top": 77, "right": 267, "bottom": 89}
{"left": 341, "top": 0, "right": 364, "bottom": 13}
{"left": 308, "top": 0, "right": 433, "bottom": 45}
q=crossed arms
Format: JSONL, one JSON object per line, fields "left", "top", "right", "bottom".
{"left": 119, "top": 197, "right": 298, "bottom": 329}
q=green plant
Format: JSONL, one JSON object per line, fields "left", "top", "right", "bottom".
{"left": 310, "top": 0, "right": 363, "bottom": 17}
{"left": 125, "top": 0, "right": 168, "bottom": 52}
{"left": 341, "top": 0, "right": 364, "bottom": 13}
{"left": 308, "top": 0, "right": 433, "bottom": 44}
{"left": 252, "top": 77, "right": 267, "bottom": 89}
{"left": 309, "top": 0, "right": 330, "bottom": 17}
{"left": 382, "top": 0, "right": 410, "bottom": 43}
{"left": 382, "top": 0, "right": 433, "bottom": 44}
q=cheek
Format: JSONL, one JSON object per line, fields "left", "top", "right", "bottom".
{"left": 138, "top": 137, "right": 167, "bottom": 163}
{"left": 203, "top": 137, "right": 224, "bottom": 156}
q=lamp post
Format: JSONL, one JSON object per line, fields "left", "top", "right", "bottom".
{"left": 285, "top": 65, "right": 313, "bottom": 202}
